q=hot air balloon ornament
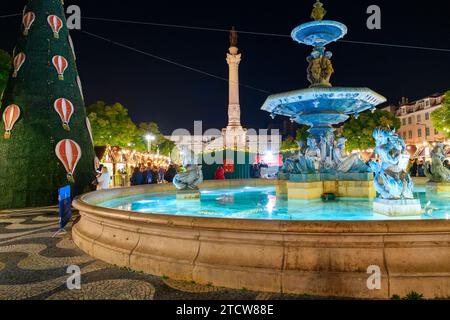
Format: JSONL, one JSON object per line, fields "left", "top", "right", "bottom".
{"left": 55, "top": 139, "right": 82, "bottom": 183}
{"left": 54, "top": 98, "right": 74, "bottom": 131}
{"left": 47, "top": 15, "right": 63, "bottom": 39}
{"left": 2, "top": 104, "right": 21, "bottom": 139}
{"left": 12, "top": 53, "right": 26, "bottom": 78}
{"left": 22, "top": 11, "right": 35, "bottom": 36}
{"left": 52, "top": 55, "right": 68, "bottom": 80}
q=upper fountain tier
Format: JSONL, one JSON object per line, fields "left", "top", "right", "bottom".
{"left": 261, "top": 0, "right": 386, "bottom": 137}
{"left": 291, "top": 20, "right": 347, "bottom": 47}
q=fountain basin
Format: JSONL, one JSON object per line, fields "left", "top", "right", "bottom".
{"left": 261, "top": 87, "right": 387, "bottom": 135}
{"left": 72, "top": 180, "right": 450, "bottom": 299}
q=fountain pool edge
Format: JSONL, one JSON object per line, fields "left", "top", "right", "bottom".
{"left": 72, "top": 179, "right": 450, "bottom": 299}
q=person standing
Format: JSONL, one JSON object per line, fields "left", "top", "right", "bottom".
{"left": 215, "top": 166, "right": 225, "bottom": 180}
{"left": 96, "top": 167, "right": 111, "bottom": 190}
{"left": 158, "top": 167, "right": 166, "bottom": 183}
{"left": 130, "top": 167, "right": 144, "bottom": 186}
{"left": 410, "top": 159, "right": 418, "bottom": 177}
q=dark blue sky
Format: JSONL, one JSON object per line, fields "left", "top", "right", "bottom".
{"left": 1, "top": 0, "right": 449, "bottom": 134}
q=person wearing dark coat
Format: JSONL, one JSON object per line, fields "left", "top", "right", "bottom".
{"left": 164, "top": 165, "right": 178, "bottom": 183}
{"left": 130, "top": 167, "right": 144, "bottom": 186}
{"left": 410, "top": 159, "right": 418, "bottom": 177}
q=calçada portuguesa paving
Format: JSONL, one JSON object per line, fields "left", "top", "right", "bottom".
{"left": 0, "top": 207, "right": 328, "bottom": 300}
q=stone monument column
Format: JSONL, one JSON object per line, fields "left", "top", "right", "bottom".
{"left": 223, "top": 27, "right": 247, "bottom": 149}
{"left": 227, "top": 47, "right": 241, "bottom": 127}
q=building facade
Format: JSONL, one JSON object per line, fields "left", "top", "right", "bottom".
{"left": 395, "top": 93, "right": 445, "bottom": 145}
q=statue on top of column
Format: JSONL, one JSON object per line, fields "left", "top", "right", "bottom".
{"left": 230, "top": 26, "right": 238, "bottom": 48}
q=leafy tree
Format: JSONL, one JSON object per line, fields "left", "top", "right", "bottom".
{"left": 87, "top": 101, "right": 142, "bottom": 148}
{"left": 0, "top": 49, "right": 12, "bottom": 98}
{"left": 138, "top": 122, "right": 175, "bottom": 156}
{"left": 431, "top": 90, "right": 450, "bottom": 138}
{"left": 281, "top": 135, "right": 298, "bottom": 151}
{"left": 296, "top": 126, "right": 310, "bottom": 142}
{"left": 342, "top": 110, "right": 400, "bottom": 152}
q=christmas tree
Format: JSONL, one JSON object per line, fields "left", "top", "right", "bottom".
{"left": 0, "top": 0, "right": 96, "bottom": 209}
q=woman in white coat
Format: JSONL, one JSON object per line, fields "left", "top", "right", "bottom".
{"left": 96, "top": 167, "right": 111, "bottom": 190}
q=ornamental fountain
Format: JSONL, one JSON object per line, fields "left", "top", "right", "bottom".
{"left": 261, "top": 0, "right": 388, "bottom": 204}
{"left": 262, "top": 0, "right": 386, "bottom": 137}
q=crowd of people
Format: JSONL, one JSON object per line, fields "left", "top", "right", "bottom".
{"left": 130, "top": 164, "right": 178, "bottom": 186}
{"left": 93, "top": 163, "right": 179, "bottom": 190}
{"left": 409, "top": 158, "right": 450, "bottom": 177}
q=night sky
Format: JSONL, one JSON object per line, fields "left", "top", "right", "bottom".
{"left": 1, "top": 0, "right": 449, "bottom": 134}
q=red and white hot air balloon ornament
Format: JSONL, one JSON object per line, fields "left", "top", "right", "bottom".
{"left": 52, "top": 55, "right": 68, "bottom": 80}
{"left": 55, "top": 139, "right": 82, "bottom": 183}
{"left": 47, "top": 15, "right": 63, "bottom": 39}
{"left": 2, "top": 104, "right": 21, "bottom": 139}
{"left": 54, "top": 98, "right": 74, "bottom": 131}
{"left": 22, "top": 11, "right": 35, "bottom": 36}
{"left": 12, "top": 53, "right": 26, "bottom": 78}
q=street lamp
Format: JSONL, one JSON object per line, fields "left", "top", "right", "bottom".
{"left": 145, "top": 134, "right": 155, "bottom": 152}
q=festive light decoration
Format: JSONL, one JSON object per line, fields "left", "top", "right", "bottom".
{"left": 12, "top": 53, "right": 26, "bottom": 78}
{"left": 2, "top": 104, "right": 21, "bottom": 139}
{"left": 0, "top": 0, "right": 96, "bottom": 209}
{"left": 54, "top": 98, "right": 74, "bottom": 131}
{"left": 52, "top": 55, "right": 68, "bottom": 80}
{"left": 47, "top": 15, "right": 63, "bottom": 38}
{"left": 55, "top": 139, "right": 82, "bottom": 182}
{"left": 76, "top": 76, "right": 84, "bottom": 101}
{"left": 86, "top": 117, "right": 94, "bottom": 145}
{"left": 22, "top": 11, "right": 35, "bottom": 36}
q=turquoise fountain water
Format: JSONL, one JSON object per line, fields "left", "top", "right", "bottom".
{"left": 99, "top": 186, "right": 450, "bottom": 221}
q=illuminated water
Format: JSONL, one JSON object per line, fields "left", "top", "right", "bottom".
{"left": 99, "top": 186, "right": 450, "bottom": 221}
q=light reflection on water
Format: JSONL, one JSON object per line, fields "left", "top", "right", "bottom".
{"left": 99, "top": 186, "right": 450, "bottom": 221}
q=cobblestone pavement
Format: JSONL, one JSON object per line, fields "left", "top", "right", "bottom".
{"left": 0, "top": 209, "right": 317, "bottom": 300}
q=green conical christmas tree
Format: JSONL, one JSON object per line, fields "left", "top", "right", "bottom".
{"left": 0, "top": 0, "right": 96, "bottom": 209}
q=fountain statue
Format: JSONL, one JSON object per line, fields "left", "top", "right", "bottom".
{"left": 369, "top": 128, "right": 414, "bottom": 199}
{"left": 424, "top": 144, "right": 450, "bottom": 183}
{"left": 281, "top": 138, "right": 320, "bottom": 176}
{"left": 332, "top": 137, "right": 371, "bottom": 173}
{"left": 173, "top": 164, "right": 204, "bottom": 190}
{"left": 369, "top": 128, "right": 421, "bottom": 216}
{"left": 173, "top": 147, "right": 203, "bottom": 199}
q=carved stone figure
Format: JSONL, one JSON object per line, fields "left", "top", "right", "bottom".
{"left": 319, "top": 132, "right": 335, "bottom": 172}
{"left": 173, "top": 165, "right": 203, "bottom": 190}
{"left": 281, "top": 138, "right": 320, "bottom": 174}
{"left": 307, "top": 51, "right": 334, "bottom": 87}
{"left": 424, "top": 144, "right": 450, "bottom": 182}
{"left": 299, "top": 137, "right": 321, "bottom": 173}
{"left": 369, "top": 128, "right": 414, "bottom": 200}
{"left": 332, "top": 137, "right": 371, "bottom": 173}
